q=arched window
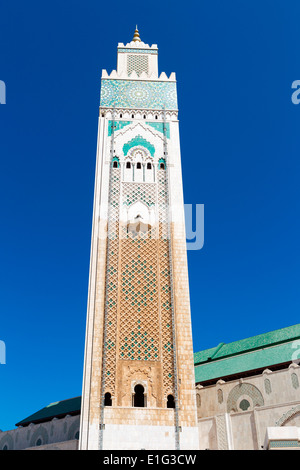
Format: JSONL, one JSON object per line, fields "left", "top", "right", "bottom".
{"left": 104, "top": 392, "right": 112, "bottom": 406}
{"left": 167, "top": 394, "right": 175, "bottom": 408}
{"left": 158, "top": 158, "right": 166, "bottom": 170}
{"left": 112, "top": 156, "right": 119, "bottom": 168}
{"left": 133, "top": 384, "right": 145, "bottom": 407}
{"left": 126, "top": 162, "right": 131, "bottom": 169}
{"left": 136, "top": 162, "right": 142, "bottom": 169}
{"left": 291, "top": 373, "right": 299, "bottom": 389}
{"left": 147, "top": 163, "right": 152, "bottom": 170}
{"left": 264, "top": 378, "right": 272, "bottom": 394}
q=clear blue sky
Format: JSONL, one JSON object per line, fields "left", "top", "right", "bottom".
{"left": 0, "top": 0, "right": 299, "bottom": 431}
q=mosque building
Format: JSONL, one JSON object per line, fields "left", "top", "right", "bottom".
{"left": 1, "top": 29, "right": 299, "bottom": 451}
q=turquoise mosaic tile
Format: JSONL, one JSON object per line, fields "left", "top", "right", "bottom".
{"left": 100, "top": 79, "right": 177, "bottom": 110}
{"left": 108, "top": 120, "right": 131, "bottom": 136}
{"left": 269, "top": 440, "right": 300, "bottom": 448}
{"left": 146, "top": 121, "right": 170, "bottom": 138}
{"left": 123, "top": 135, "right": 155, "bottom": 157}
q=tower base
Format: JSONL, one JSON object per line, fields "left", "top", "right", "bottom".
{"left": 81, "top": 408, "right": 199, "bottom": 450}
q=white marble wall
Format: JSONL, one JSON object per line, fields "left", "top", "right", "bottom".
{"left": 196, "top": 363, "right": 300, "bottom": 450}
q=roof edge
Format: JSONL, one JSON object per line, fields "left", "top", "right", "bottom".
{"left": 194, "top": 324, "right": 300, "bottom": 366}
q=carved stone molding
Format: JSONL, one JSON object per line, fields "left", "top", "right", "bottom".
{"left": 275, "top": 405, "right": 300, "bottom": 426}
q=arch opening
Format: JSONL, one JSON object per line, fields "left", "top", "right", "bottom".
{"left": 167, "top": 394, "right": 175, "bottom": 409}
{"left": 104, "top": 392, "right": 112, "bottom": 406}
{"left": 133, "top": 384, "right": 145, "bottom": 407}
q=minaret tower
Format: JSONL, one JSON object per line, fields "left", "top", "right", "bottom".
{"left": 79, "top": 28, "right": 199, "bottom": 450}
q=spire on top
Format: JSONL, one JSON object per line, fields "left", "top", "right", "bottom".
{"left": 132, "top": 25, "right": 141, "bottom": 42}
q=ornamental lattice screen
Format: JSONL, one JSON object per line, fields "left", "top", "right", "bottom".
{"left": 103, "top": 167, "right": 175, "bottom": 405}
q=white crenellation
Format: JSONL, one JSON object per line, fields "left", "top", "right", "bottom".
{"left": 101, "top": 69, "right": 176, "bottom": 82}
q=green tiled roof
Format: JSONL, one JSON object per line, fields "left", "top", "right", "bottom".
{"left": 16, "top": 396, "right": 81, "bottom": 427}
{"left": 194, "top": 324, "right": 300, "bottom": 383}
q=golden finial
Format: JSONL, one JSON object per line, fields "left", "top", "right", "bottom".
{"left": 133, "top": 25, "right": 141, "bottom": 42}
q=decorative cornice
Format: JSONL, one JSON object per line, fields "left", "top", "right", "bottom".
{"left": 118, "top": 48, "right": 158, "bottom": 55}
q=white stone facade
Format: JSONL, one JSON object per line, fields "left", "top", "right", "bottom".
{"left": 0, "top": 415, "right": 80, "bottom": 450}
{"left": 196, "top": 363, "right": 300, "bottom": 450}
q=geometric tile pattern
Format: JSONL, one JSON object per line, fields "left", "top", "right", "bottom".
{"left": 122, "top": 182, "right": 156, "bottom": 207}
{"left": 118, "top": 48, "right": 158, "bottom": 55}
{"left": 119, "top": 233, "right": 161, "bottom": 362}
{"left": 102, "top": 167, "right": 175, "bottom": 400}
{"left": 227, "top": 383, "right": 264, "bottom": 413}
{"left": 104, "top": 167, "right": 121, "bottom": 394}
{"left": 100, "top": 79, "right": 177, "bottom": 110}
{"left": 127, "top": 54, "right": 149, "bottom": 76}
{"left": 269, "top": 440, "right": 300, "bottom": 448}
{"left": 102, "top": 144, "right": 175, "bottom": 402}
{"left": 216, "top": 414, "right": 229, "bottom": 450}
{"left": 157, "top": 169, "right": 175, "bottom": 396}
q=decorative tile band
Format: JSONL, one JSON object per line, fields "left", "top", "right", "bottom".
{"left": 118, "top": 48, "right": 158, "bottom": 55}
{"left": 100, "top": 79, "right": 177, "bottom": 110}
{"left": 269, "top": 440, "right": 300, "bottom": 448}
